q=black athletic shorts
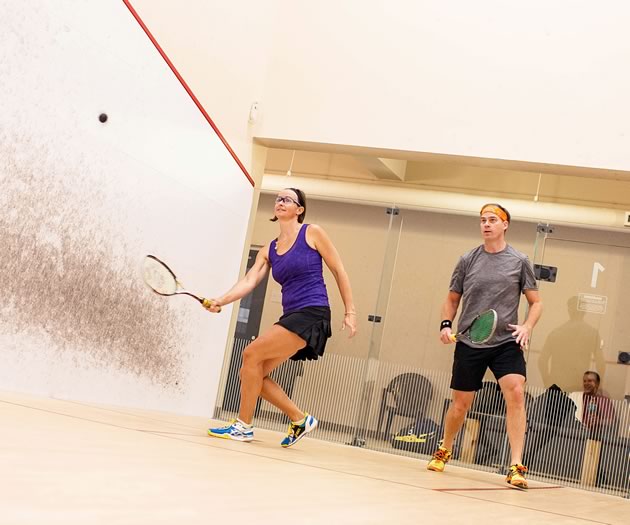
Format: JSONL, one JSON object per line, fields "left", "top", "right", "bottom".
{"left": 450, "top": 340, "right": 526, "bottom": 392}
{"left": 275, "top": 306, "right": 332, "bottom": 362}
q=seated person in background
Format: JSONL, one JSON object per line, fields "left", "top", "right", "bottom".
{"left": 569, "top": 371, "right": 616, "bottom": 435}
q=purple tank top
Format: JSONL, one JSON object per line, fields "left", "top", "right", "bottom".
{"left": 269, "top": 224, "right": 330, "bottom": 314}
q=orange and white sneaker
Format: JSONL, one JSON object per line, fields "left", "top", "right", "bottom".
{"left": 427, "top": 445, "right": 452, "bottom": 472}
{"left": 506, "top": 464, "right": 528, "bottom": 489}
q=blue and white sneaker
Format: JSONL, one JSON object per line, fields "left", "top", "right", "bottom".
{"left": 281, "top": 413, "right": 318, "bottom": 448}
{"left": 207, "top": 419, "right": 254, "bottom": 442}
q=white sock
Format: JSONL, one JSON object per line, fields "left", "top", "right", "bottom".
{"left": 292, "top": 413, "right": 307, "bottom": 426}
{"left": 236, "top": 418, "right": 253, "bottom": 429}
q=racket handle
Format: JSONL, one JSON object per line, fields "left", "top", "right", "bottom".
{"left": 449, "top": 334, "right": 457, "bottom": 342}
{"left": 201, "top": 298, "right": 222, "bottom": 313}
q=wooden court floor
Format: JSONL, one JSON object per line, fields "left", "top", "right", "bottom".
{"left": 1, "top": 391, "right": 627, "bottom": 524}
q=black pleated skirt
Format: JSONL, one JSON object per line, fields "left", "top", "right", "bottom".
{"left": 275, "top": 306, "right": 332, "bottom": 361}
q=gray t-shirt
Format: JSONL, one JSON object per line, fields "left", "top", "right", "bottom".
{"left": 449, "top": 244, "right": 538, "bottom": 348}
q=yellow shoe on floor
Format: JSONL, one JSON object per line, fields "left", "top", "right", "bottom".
{"left": 506, "top": 464, "right": 528, "bottom": 489}
{"left": 427, "top": 446, "right": 452, "bottom": 472}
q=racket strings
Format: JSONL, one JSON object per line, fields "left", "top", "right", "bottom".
{"left": 469, "top": 310, "right": 497, "bottom": 343}
{"left": 143, "top": 257, "right": 178, "bottom": 295}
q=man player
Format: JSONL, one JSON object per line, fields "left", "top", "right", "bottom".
{"left": 428, "top": 203, "right": 542, "bottom": 489}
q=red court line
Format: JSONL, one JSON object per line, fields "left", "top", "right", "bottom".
{"left": 122, "top": 0, "right": 255, "bottom": 187}
{"left": 434, "top": 486, "right": 564, "bottom": 492}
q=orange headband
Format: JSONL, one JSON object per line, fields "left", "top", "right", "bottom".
{"left": 480, "top": 205, "right": 508, "bottom": 222}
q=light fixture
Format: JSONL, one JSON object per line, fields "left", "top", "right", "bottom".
{"left": 534, "top": 172, "right": 542, "bottom": 202}
{"left": 286, "top": 150, "right": 296, "bottom": 177}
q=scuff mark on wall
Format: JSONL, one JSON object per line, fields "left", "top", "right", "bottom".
{"left": 1, "top": 129, "right": 188, "bottom": 390}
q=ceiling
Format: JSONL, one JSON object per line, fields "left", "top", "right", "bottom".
{"left": 258, "top": 138, "right": 630, "bottom": 209}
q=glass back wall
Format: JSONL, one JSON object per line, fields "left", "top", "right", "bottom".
{"left": 216, "top": 195, "right": 630, "bottom": 497}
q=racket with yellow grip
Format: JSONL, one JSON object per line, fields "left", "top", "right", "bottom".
{"left": 142, "top": 255, "right": 220, "bottom": 312}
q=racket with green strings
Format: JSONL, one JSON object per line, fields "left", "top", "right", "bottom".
{"left": 449, "top": 309, "right": 498, "bottom": 344}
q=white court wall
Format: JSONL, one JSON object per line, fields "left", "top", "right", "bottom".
{"left": 129, "top": 1, "right": 630, "bottom": 172}
{"left": 259, "top": 0, "right": 630, "bottom": 172}
{"left": 129, "top": 0, "right": 278, "bottom": 173}
{"left": 0, "top": 1, "right": 253, "bottom": 415}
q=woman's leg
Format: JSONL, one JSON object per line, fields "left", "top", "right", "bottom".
{"left": 259, "top": 357, "right": 304, "bottom": 422}
{"left": 238, "top": 324, "right": 305, "bottom": 424}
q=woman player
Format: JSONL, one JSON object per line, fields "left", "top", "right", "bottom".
{"left": 205, "top": 188, "right": 357, "bottom": 447}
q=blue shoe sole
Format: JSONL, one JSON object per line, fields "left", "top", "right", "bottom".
{"left": 281, "top": 417, "right": 318, "bottom": 448}
{"left": 207, "top": 429, "right": 254, "bottom": 442}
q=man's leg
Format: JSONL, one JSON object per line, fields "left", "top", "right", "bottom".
{"left": 498, "top": 372, "right": 529, "bottom": 488}
{"left": 498, "top": 373, "right": 527, "bottom": 465}
{"left": 429, "top": 341, "right": 485, "bottom": 472}
{"left": 489, "top": 342, "right": 529, "bottom": 488}
{"left": 442, "top": 390, "right": 476, "bottom": 451}
{"left": 427, "top": 390, "right": 475, "bottom": 472}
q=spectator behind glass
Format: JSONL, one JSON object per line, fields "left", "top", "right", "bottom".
{"left": 570, "top": 371, "right": 616, "bottom": 436}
